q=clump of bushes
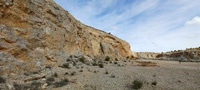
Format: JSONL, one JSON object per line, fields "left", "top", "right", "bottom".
{"left": 132, "top": 80, "right": 143, "bottom": 89}
{"left": 105, "top": 56, "right": 110, "bottom": 61}
{"left": 79, "top": 56, "right": 86, "bottom": 63}
{"left": 54, "top": 79, "right": 69, "bottom": 88}
{"left": 46, "top": 77, "right": 55, "bottom": 86}
{"left": 14, "top": 82, "right": 43, "bottom": 90}
{"left": 92, "top": 62, "right": 98, "bottom": 66}
{"left": 46, "top": 77, "right": 55, "bottom": 82}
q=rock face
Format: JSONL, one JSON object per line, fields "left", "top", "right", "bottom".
{"left": 134, "top": 52, "right": 160, "bottom": 59}
{"left": 135, "top": 48, "right": 200, "bottom": 62}
{"left": 0, "top": 0, "right": 133, "bottom": 80}
{"left": 156, "top": 49, "right": 200, "bottom": 62}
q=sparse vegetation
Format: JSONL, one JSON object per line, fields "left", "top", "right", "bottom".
{"left": 110, "top": 75, "right": 116, "bottom": 78}
{"left": 153, "top": 75, "right": 156, "bottom": 77}
{"left": 46, "top": 77, "right": 55, "bottom": 85}
{"left": 14, "top": 82, "right": 43, "bottom": 90}
{"left": 114, "top": 62, "right": 118, "bottom": 64}
{"left": 61, "top": 63, "right": 71, "bottom": 69}
{"left": 73, "top": 62, "right": 77, "bottom": 66}
{"left": 105, "top": 56, "right": 110, "bottom": 61}
{"left": 105, "top": 71, "right": 109, "bottom": 74}
{"left": 71, "top": 71, "right": 76, "bottom": 76}
{"left": 132, "top": 80, "right": 143, "bottom": 89}
{"left": 54, "top": 72, "right": 58, "bottom": 78}
{"left": 99, "top": 63, "right": 104, "bottom": 68}
{"left": 65, "top": 72, "right": 69, "bottom": 75}
{"left": 0, "top": 77, "right": 6, "bottom": 83}
{"left": 79, "top": 70, "right": 83, "bottom": 72}
{"left": 110, "top": 61, "right": 112, "bottom": 63}
{"left": 92, "top": 62, "right": 98, "bottom": 66}
{"left": 126, "top": 56, "right": 129, "bottom": 59}
{"left": 66, "top": 59, "right": 71, "bottom": 61}
{"left": 70, "top": 55, "right": 73, "bottom": 58}
{"left": 47, "top": 77, "right": 55, "bottom": 82}
{"left": 152, "top": 81, "right": 157, "bottom": 86}
{"left": 14, "top": 83, "right": 27, "bottom": 90}
{"left": 45, "top": 66, "right": 52, "bottom": 69}
{"left": 54, "top": 79, "right": 69, "bottom": 88}
{"left": 79, "top": 56, "right": 86, "bottom": 63}
{"left": 136, "top": 61, "right": 157, "bottom": 67}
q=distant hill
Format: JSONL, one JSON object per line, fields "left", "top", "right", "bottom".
{"left": 135, "top": 47, "right": 200, "bottom": 62}
{"left": 156, "top": 47, "right": 200, "bottom": 62}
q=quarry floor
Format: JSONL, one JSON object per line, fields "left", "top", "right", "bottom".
{"left": 51, "top": 60, "right": 200, "bottom": 90}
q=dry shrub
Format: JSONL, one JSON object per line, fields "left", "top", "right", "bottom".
{"left": 136, "top": 61, "right": 157, "bottom": 67}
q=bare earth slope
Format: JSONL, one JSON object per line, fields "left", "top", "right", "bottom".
{"left": 0, "top": 0, "right": 133, "bottom": 83}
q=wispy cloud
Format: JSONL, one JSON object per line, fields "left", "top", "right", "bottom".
{"left": 185, "top": 16, "right": 200, "bottom": 26}
{"left": 54, "top": 0, "right": 200, "bottom": 52}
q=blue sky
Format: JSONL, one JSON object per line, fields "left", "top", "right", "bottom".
{"left": 54, "top": 0, "right": 200, "bottom": 52}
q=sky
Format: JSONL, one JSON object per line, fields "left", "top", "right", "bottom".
{"left": 54, "top": 0, "right": 200, "bottom": 53}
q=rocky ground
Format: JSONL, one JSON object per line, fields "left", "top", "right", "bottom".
{"left": 1, "top": 57, "right": 200, "bottom": 90}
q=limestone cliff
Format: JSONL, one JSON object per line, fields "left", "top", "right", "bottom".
{"left": 134, "top": 52, "right": 160, "bottom": 59}
{"left": 0, "top": 0, "right": 133, "bottom": 79}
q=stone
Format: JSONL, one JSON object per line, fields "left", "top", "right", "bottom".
{"left": 0, "top": 0, "right": 134, "bottom": 83}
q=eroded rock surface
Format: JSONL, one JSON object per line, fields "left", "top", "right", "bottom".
{"left": 0, "top": 0, "right": 133, "bottom": 86}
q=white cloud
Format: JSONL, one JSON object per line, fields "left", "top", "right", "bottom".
{"left": 54, "top": 0, "right": 200, "bottom": 52}
{"left": 185, "top": 16, "right": 200, "bottom": 26}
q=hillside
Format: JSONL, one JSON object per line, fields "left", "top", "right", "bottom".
{"left": 0, "top": 0, "right": 133, "bottom": 89}
{"left": 156, "top": 47, "right": 200, "bottom": 61}
{"left": 135, "top": 47, "right": 200, "bottom": 62}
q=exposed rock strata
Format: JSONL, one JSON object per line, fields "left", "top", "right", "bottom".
{"left": 156, "top": 50, "right": 200, "bottom": 61}
{"left": 135, "top": 49, "right": 200, "bottom": 62}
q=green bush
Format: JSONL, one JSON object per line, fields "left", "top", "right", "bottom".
{"left": 132, "top": 80, "right": 143, "bottom": 89}
{"left": 152, "top": 81, "right": 157, "bottom": 86}
{"left": 105, "top": 56, "right": 110, "bottom": 61}
{"left": 99, "top": 63, "right": 104, "bottom": 68}
{"left": 79, "top": 56, "right": 86, "bottom": 63}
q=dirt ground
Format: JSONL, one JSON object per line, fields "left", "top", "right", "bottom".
{"left": 51, "top": 60, "right": 200, "bottom": 90}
